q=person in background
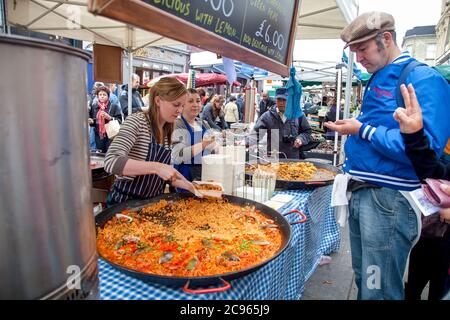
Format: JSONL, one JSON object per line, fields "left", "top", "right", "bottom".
{"left": 87, "top": 99, "right": 96, "bottom": 151}
{"left": 89, "top": 82, "right": 104, "bottom": 105}
{"left": 302, "top": 100, "right": 313, "bottom": 113}
{"left": 89, "top": 86, "right": 123, "bottom": 153}
{"left": 201, "top": 94, "right": 228, "bottom": 131}
{"left": 393, "top": 83, "right": 450, "bottom": 300}
{"left": 236, "top": 93, "right": 245, "bottom": 122}
{"left": 248, "top": 87, "right": 312, "bottom": 159}
{"left": 87, "top": 82, "right": 104, "bottom": 151}
{"left": 104, "top": 77, "right": 195, "bottom": 206}
{"left": 88, "top": 82, "right": 108, "bottom": 151}
{"left": 224, "top": 95, "right": 240, "bottom": 128}
{"left": 172, "top": 89, "right": 215, "bottom": 183}
{"left": 203, "top": 89, "right": 215, "bottom": 107}
{"left": 323, "top": 98, "right": 344, "bottom": 139}
{"left": 196, "top": 88, "right": 206, "bottom": 107}
{"left": 324, "top": 11, "right": 449, "bottom": 299}
{"left": 120, "top": 73, "right": 145, "bottom": 118}
{"left": 91, "top": 82, "right": 120, "bottom": 106}
{"left": 106, "top": 83, "right": 119, "bottom": 106}
{"left": 258, "top": 91, "right": 275, "bottom": 119}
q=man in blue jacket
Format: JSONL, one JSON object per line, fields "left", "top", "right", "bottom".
{"left": 325, "top": 12, "right": 450, "bottom": 299}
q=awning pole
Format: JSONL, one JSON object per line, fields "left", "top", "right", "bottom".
{"left": 127, "top": 26, "right": 133, "bottom": 118}
{"left": 343, "top": 50, "right": 354, "bottom": 119}
{"left": 334, "top": 65, "right": 343, "bottom": 166}
{"left": 128, "top": 48, "right": 133, "bottom": 118}
{"left": 340, "top": 50, "right": 355, "bottom": 165}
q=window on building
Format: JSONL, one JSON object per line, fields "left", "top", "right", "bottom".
{"left": 447, "top": 20, "right": 450, "bottom": 49}
{"left": 426, "top": 44, "right": 436, "bottom": 60}
{"left": 0, "top": 0, "right": 5, "bottom": 32}
{"left": 142, "top": 71, "right": 151, "bottom": 84}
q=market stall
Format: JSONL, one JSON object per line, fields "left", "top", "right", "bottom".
{"left": 1, "top": 0, "right": 357, "bottom": 300}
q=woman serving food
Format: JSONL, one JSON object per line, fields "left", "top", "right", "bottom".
{"left": 172, "top": 88, "right": 216, "bottom": 182}
{"left": 104, "top": 77, "right": 195, "bottom": 206}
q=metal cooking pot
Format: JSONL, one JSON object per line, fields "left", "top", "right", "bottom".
{"left": 90, "top": 151, "right": 106, "bottom": 176}
{"left": 96, "top": 193, "right": 306, "bottom": 294}
{"left": 0, "top": 35, "right": 98, "bottom": 299}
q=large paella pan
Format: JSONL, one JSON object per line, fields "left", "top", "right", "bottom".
{"left": 246, "top": 159, "right": 342, "bottom": 189}
{"left": 95, "top": 193, "right": 306, "bottom": 294}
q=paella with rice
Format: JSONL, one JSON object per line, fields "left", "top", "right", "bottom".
{"left": 97, "top": 198, "right": 283, "bottom": 277}
{"left": 246, "top": 161, "right": 320, "bottom": 181}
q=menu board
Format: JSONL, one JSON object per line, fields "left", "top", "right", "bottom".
{"left": 88, "top": 0, "right": 300, "bottom": 76}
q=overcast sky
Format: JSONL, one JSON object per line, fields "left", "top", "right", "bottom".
{"left": 192, "top": 0, "right": 444, "bottom": 73}
{"left": 293, "top": 0, "right": 443, "bottom": 64}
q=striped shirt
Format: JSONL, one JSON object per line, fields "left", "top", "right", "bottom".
{"left": 104, "top": 112, "right": 168, "bottom": 181}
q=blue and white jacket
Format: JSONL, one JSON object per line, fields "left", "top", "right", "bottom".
{"left": 343, "top": 52, "right": 450, "bottom": 191}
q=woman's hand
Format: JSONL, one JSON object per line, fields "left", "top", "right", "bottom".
{"left": 102, "top": 111, "right": 112, "bottom": 121}
{"left": 88, "top": 118, "right": 94, "bottom": 125}
{"left": 171, "top": 171, "right": 196, "bottom": 194}
{"left": 154, "top": 163, "right": 179, "bottom": 182}
{"left": 393, "top": 84, "right": 423, "bottom": 134}
{"left": 202, "top": 135, "right": 215, "bottom": 149}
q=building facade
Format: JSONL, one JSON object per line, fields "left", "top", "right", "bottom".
{"left": 436, "top": 0, "right": 450, "bottom": 65}
{"left": 402, "top": 26, "right": 437, "bottom": 66}
{"left": 0, "top": 0, "right": 6, "bottom": 34}
{"left": 123, "top": 45, "right": 190, "bottom": 87}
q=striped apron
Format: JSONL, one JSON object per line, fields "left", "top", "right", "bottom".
{"left": 107, "top": 137, "right": 171, "bottom": 206}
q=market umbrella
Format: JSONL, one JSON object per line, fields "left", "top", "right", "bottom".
{"left": 285, "top": 67, "right": 303, "bottom": 120}
{"left": 145, "top": 73, "right": 241, "bottom": 88}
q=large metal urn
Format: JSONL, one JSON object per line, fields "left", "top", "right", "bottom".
{"left": 0, "top": 35, "right": 98, "bottom": 299}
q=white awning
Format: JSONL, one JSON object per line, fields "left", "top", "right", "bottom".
{"left": 296, "top": 0, "right": 359, "bottom": 40}
{"left": 7, "top": 0, "right": 359, "bottom": 48}
{"left": 6, "top": 0, "right": 181, "bottom": 50}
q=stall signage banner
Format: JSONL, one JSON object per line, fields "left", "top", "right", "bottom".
{"left": 88, "top": 0, "right": 299, "bottom": 76}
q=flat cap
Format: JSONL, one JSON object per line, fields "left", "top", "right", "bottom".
{"left": 275, "top": 87, "right": 288, "bottom": 100}
{"left": 341, "top": 12, "right": 395, "bottom": 48}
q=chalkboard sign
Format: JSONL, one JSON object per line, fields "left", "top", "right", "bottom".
{"left": 88, "top": 0, "right": 300, "bottom": 76}
{"left": 143, "top": 0, "right": 296, "bottom": 66}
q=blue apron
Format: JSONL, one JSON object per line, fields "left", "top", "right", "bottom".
{"left": 107, "top": 137, "right": 171, "bottom": 207}
{"left": 173, "top": 115, "right": 207, "bottom": 182}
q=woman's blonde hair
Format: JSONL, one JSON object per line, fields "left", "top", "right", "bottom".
{"left": 146, "top": 77, "right": 187, "bottom": 144}
{"left": 210, "top": 94, "right": 225, "bottom": 118}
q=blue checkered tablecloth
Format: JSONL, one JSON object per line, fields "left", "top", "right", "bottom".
{"left": 99, "top": 186, "right": 340, "bottom": 300}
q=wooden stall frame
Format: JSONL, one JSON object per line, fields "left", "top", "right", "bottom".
{"left": 88, "top": 0, "right": 300, "bottom": 77}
